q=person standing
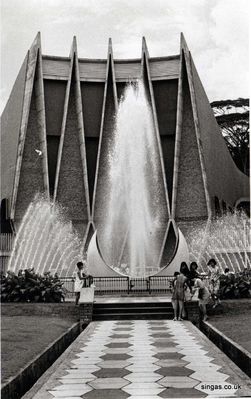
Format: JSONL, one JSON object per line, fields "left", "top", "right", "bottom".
{"left": 207, "top": 258, "right": 221, "bottom": 308}
{"left": 172, "top": 262, "right": 188, "bottom": 321}
{"left": 190, "top": 262, "right": 199, "bottom": 279}
{"left": 192, "top": 276, "right": 210, "bottom": 321}
{"left": 74, "top": 261, "right": 85, "bottom": 305}
{"left": 171, "top": 271, "right": 180, "bottom": 321}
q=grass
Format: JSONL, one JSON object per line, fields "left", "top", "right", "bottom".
{"left": 208, "top": 299, "right": 251, "bottom": 353}
{"left": 1, "top": 316, "right": 75, "bottom": 384}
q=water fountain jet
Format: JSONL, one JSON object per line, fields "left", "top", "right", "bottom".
{"left": 8, "top": 195, "right": 83, "bottom": 275}
{"left": 95, "top": 80, "right": 169, "bottom": 277}
{"left": 187, "top": 211, "right": 250, "bottom": 272}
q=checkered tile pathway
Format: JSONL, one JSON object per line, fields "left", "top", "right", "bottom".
{"left": 26, "top": 320, "right": 251, "bottom": 398}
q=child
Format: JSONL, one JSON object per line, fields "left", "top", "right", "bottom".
{"left": 192, "top": 276, "right": 210, "bottom": 321}
{"left": 74, "top": 261, "right": 85, "bottom": 305}
{"left": 190, "top": 262, "right": 199, "bottom": 279}
{"left": 207, "top": 258, "right": 221, "bottom": 308}
{"left": 171, "top": 272, "right": 180, "bottom": 321}
{"left": 172, "top": 263, "right": 188, "bottom": 321}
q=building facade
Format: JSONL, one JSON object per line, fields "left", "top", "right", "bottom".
{"left": 1, "top": 33, "right": 249, "bottom": 270}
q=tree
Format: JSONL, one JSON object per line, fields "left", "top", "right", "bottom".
{"left": 211, "top": 98, "right": 249, "bottom": 175}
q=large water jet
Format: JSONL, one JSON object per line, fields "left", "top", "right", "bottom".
{"left": 96, "top": 81, "right": 169, "bottom": 277}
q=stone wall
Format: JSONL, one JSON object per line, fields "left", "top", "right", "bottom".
{"left": 175, "top": 65, "right": 208, "bottom": 219}
{"left": 1, "top": 54, "right": 28, "bottom": 202}
{"left": 15, "top": 81, "right": 45, "bottom": 221}
{"left": 56, "top": 77, "right": 89, "bottom": 237}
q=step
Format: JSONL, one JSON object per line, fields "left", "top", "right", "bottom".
{"left": 93, "top": 307, "right": 173, "bottom": 314}
{"left": 93, "top": 304, "right": 173, "bottom": 311}
{"left": 93, "top": 312, "right": 174, "bottom": 321}
{"left": 94, "top": 302, "right": 172, "bottom": 309}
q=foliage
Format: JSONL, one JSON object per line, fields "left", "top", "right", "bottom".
{"left": 218, "top": 270, "right": 251, "bottom": 299}
{"left": 0, "top": 269, "right": 65, "bottom": 303}
{"left": 211, "top": 98, "right": 249, "bottom": 175}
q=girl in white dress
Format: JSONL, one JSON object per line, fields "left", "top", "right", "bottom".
{"left": 74, "top": 262, "right": 85, "bottom": 305}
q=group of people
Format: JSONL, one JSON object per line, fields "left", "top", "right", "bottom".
{"left": 171, "top": 258, "right": 221, "bottom": 321}
{"left": 74, "top": 257, "right": 222, "bottom": 317}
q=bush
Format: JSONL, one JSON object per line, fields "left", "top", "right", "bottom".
{"left": 219, "top": 270, "right": 251, "bottom": 299}
{"left": 0, "top": 269, "right": 65, "bottom": 303}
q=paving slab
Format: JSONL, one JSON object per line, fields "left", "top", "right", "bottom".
{"left": 23, "top": 320, "right": 251, "bottom": 399}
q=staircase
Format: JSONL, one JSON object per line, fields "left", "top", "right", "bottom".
{"left": 92, "top": 301, "right": 174, "bottom": 321}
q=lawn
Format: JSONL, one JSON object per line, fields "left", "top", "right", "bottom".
{"left": 208, "top": 299, "right": 251, "bottom": 353}
{"left": 1, "top": 316, "right": 75, "bottom": 384}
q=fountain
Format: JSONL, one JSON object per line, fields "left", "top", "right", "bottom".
{"left": 8, "top": 82, "right": 249, "bottom": 281}
{"left": 8, "top": 195, "right": 83, "bottom": 276}
{"left": 187, "top": 211, "right": 251, "bottom": 273}
{"left": 95, "top": 81, "right": 169, "bottom": 278}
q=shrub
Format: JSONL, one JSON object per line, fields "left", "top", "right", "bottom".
{"left": 219, "top": 270, "right": 251, "bottom": 299}
{"left": 0, "top": 269, "right": 65, "bottom": 303}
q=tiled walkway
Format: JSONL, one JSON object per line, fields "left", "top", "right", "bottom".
{"left": 24, "top": 320, "right": 251, "bottom": 398}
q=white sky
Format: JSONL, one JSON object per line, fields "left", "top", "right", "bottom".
{"left": 0, "top": 0, "right": 250, "bottom": 112}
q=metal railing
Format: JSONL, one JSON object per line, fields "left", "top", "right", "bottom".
{"left": 129, "top": 277, "right": 149, "bottom": 294}
{"left": 0, "top": 234, "right": 14, "bottom": 252}
{"left": 93, "top": 277, "right": 129, "bottom": 295}
{"left": 0, "top": 234, "right": 14, "bottom": 274}
{"left": 59, "top": 274, "right": 227, "bottom": 298}
{"left": 59, "top": 275, "right": 174, "bottom": 297}
{"left": 59, "top": 276, "right": 75, "bottom": 298}
{"left": 149, "top": 276, "right": 173, "bottom": 294}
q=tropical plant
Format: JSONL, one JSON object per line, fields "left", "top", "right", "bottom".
{"left": 211, "top": 98, "right": 249, "bottom": 175}
{"left": 218, "top": 270, "right": 251, "bottom": 299}
{"left": 0, "top": 269, "right": 65, "bottom": 302}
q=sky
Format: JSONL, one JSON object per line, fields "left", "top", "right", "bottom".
{"left": 0, "top": 0, "right": 250, "bottom": 112}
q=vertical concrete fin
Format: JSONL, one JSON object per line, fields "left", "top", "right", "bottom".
{"left": 1, "top": 52, "right": 28, "bottom": 207}
{"left": 175, "top": 34, "right": 210, "bottom": 220}
{"left": 180, "top": 34, "right": 212, "bottom": 218}
{"left": 172, "top": 34, "right": 184, "bottom": 218}
{"left": 140, "top": 38, "right": 175, "bottom": 270}
{"left": 53, "top": 42, "right": 74, "bottom": 202}
{"left": 72, "top": 36, "right": 91, "bottom": 221}
{"left": 83, "top": 221, "right": 95, "bottom": 253}
{"left": 54, "top": 38, "right": 89, "bottom": 236}
{"left": 11, "top": 33, "right": 46, "bottom": 220}
{"left": 92, "top": 39, "right": 117, "bottom": 219}
{"left": 108, "top": 38, "right": 118, "bottom": 111}
{"left": 141, "top": 37, "right": 171, "bottom": 216}
{"left": 189, "top": 53, "right": 247, "bottom": 208}
{"left": 91, "top": 39, "right": 121, "bottom": 264}
{"left": 36, "top": 35, "right": 50, "bottom": 198}
{"left": 157, "top": 220, "right": 178, "bottom": 268}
